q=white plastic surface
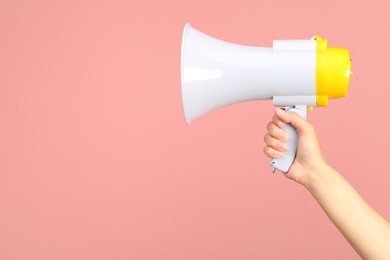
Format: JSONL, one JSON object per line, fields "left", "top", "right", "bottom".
{"left": 181, "top": 24, "right": 317, "bottom": 124}
{"left": 270, "top": 106, "right": 307, "bottom": 173}
{"left": 181, "top": 23, "right": 273, "bottom": 124}
{"left": 272, "top": 40, "right": 316, "bottom": 104}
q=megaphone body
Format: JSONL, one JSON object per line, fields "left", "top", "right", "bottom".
{"left": 181, "top": 23, "right": 351, "bottom": 172}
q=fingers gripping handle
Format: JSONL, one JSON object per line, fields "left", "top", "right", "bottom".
{"left": 270, "top": 106, "right": 307, "bottom": 173}
{"left": 270, "top": 123, "right": 299, "bottom": 173}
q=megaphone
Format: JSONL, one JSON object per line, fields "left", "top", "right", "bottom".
{"left": 181, "top": 23, "right": 352, "bottom": 172}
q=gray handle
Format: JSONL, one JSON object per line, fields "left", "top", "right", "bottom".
{"left": 269, "top": 106, "right": 307, "bottom": 173}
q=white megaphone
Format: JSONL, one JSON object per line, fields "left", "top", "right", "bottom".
{"left": 181, "top": 23, "right": 352, "bottom": 173}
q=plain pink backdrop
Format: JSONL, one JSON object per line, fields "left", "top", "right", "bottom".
{"left": 1, "top": 0, "right": 389, "bottom": 259}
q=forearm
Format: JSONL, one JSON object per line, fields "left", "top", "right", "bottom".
{"left": 304, "top": 164, "right": 390, "bottom": 260}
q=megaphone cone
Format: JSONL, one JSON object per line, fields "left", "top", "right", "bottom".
{"left": 181, "top": 23, "right": 274, "bottom": 124}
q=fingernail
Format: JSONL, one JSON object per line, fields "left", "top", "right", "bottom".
{"left": 281, "top": 133, "right": 289, "bottom": 141}
{"left": 275, "top": 151, "right": 284, "bottom": 158}
{"left": 277, "top": 121, "right": 285, "bottom": 128}
{"left": 280, "top": 143, "right": 288, "bottom": 151}
{"left": 277, "top": 108, "right": 285, "bottom": 114}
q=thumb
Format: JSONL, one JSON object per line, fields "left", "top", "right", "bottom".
{"left": 275, "top": 108, "right": 311, "bottom": 135}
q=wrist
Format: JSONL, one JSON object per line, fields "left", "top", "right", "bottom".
{"left": 300, "top": 160, "right": 333, "bottom": 189}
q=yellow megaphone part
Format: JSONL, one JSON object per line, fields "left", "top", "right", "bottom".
{"left": 314, "top": 35, "right": 352, "bottom": 106}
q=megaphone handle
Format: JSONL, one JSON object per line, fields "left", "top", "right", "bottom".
{"left": 269, "top": 105, "right": 307, "bottom": 173}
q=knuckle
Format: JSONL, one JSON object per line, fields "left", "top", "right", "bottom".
{"left": 266, "top": 122, "right": 273, "bottom": 131}
{"left": 264, "top": 134, "right": 274, "bottom": 145}
{"left": 268, "top": 124, "right": 277, "bottom": 136}
{"left": 263, "top": 146, "right": 270, "bottom": 155}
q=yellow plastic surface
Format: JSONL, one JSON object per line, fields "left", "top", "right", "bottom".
{"left": 314, "top": 35, "right": 352, "bottom": 106}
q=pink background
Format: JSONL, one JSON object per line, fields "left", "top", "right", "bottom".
{"left": 1, "top": 0, "right": 389, "bottom": 259}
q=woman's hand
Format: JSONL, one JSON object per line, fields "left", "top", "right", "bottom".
{"left": 263, "top": 108, "right": 327, "bottom": 185}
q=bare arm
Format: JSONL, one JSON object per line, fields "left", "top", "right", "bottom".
{"left": 264, "top": 109, "right": 390, "bottom": 259}
{"left": 305, "top": 163, "right": 390, "bottom": 259}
